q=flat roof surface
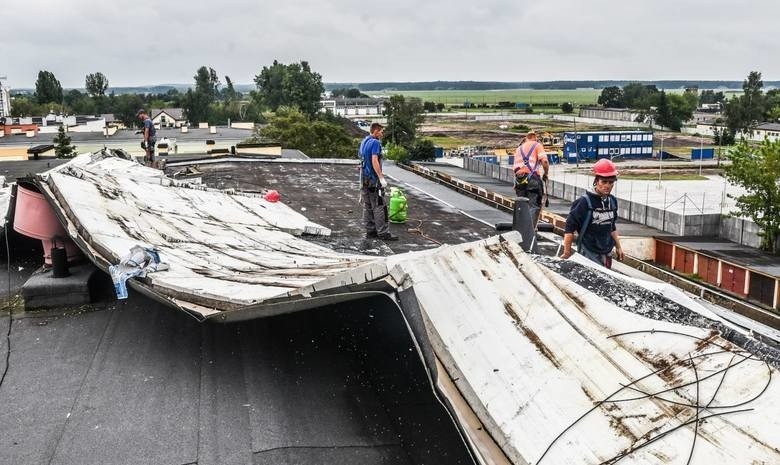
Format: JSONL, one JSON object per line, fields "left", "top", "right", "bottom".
{"left": 0, "top": 127, "right": 254, "bottom": 145}
{"left": 656, "top": 235, "right": 780, "bottom": 277}
{"left": 0, "top": 287, "right": 471, "bottom": 464}
{"left": 176, "top": 160, "right": 499, "bottom": 256}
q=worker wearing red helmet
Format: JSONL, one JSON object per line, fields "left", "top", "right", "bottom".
{"left": 560, "top": 159, "right": 625, "bottom": 268}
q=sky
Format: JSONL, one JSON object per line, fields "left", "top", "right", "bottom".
{"left": 2, "top": 0, "right": 778, "bottom": 89}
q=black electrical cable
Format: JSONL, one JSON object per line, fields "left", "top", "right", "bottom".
{"left": 614, "top": 352, "right": 770, "bottom": 408}
{"left": 534, "top": 348, "right": 704, "bottom": 464}
{"left": 607, "top": 330, "right": 773, "bottom": 409}
{"left": 0, "top": 215, "right": 13, "bottom": 389}
{"left": 685, "top": 354, "right": 701, "bottom": 465}
{"left": 601, "top": 408, "right": 754, "bottom": 465}
{"left": 536, "top": 331, "right": 772, "bottom": 465}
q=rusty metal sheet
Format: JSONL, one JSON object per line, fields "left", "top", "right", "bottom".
{"left": 388, "top": 232, "right": 780, "bottom": 465}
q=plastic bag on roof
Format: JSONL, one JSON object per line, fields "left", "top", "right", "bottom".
{"left": 108, "top": 245, "right": 169, "bottom": 300}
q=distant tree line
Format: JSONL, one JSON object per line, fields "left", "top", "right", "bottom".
{"left": 326, "top": 80, "right": 780, "bottom": 92}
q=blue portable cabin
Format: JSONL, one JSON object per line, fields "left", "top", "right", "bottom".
{"left": 563, "top": 131, "right": 654, "bottom": 162}
{"left": 691, "top": 148, "right": 714, "bottom": 160}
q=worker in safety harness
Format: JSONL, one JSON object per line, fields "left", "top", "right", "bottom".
{"left": 512, "top": 130, "right": 549, "bottom": 229}
{"left": 359, "top": 123, "right": 398, "bottom": 241}
{"left": 560, "top": 159, "right": 624, "bottom": 268}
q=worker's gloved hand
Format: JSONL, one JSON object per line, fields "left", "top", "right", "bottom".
{"left": 140, "top": 141, "right": 147, "bottom": 149}
{"left": 379, "top": 177, "right": 388, "bottom": 188}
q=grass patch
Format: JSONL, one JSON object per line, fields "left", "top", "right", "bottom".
{"left": 385, "top": 89, "right": 601, "bottom": 106}
{"left": 620, "top": 173, "right": 708, "bottom": 181}
{"left": 425, "top": 135, "right": 480, "bottom": 148}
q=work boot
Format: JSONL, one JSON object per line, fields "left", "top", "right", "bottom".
{"left": 377, "top": 232, "right": 398, "bottom": 241}
{"left": 365, "top": 231, "right": 378, "bottom": 238}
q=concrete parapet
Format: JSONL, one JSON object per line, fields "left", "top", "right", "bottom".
{"left": 719, "top": 216, "right": 778, "bottom": 250}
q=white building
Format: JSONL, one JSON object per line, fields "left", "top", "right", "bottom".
{"left": 150, "top": 108, "right": 186, "bottom": 128}
{"left": 685, "top": 121, "right": 780, "bottom": 143}
{"left": 0, "top": 77, "right": 10, "bottom": 119}
{"left": 320, "top": 98, "right": 384, "bottom": 117}
{"left": 754, "top": 122, "right": 780, "bottom": 142}
{"left": 579, "top": 107, "right": 643, "bottom": 122}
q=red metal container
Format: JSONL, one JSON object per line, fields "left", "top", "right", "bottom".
{"left": 13, "top": 183, "right": 82, "bottom": 265}
{"left": 654, "top": 241, "right": 673, "bottom": 267}
{"left": 697, "top": 255, "right": 720, "bottom": 286}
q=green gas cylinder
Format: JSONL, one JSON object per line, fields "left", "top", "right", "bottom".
{"left": 388, "top": 187, "right": 408, "bottom": 223}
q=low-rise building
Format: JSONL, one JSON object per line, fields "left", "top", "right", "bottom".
{"left": 685, "top": 122, "right": 780, "bottom": 142}
{"left": 579, "top": 107, "right": 643, "bottom": 122}
{"left": 320, "top": 98, "right": 384, "bottom": 116}
{"left": 151, "top": 108, "right": 186, "bottom": 128}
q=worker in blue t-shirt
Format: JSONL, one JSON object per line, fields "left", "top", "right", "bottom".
{"left": 560, "top": 159, "right": 624, "bottom": 268}
{"left": 359, "top": 123, "right": 397, "bottom": 241}
{"left": 136, "top": 109, "right": 157, "bottom": 168}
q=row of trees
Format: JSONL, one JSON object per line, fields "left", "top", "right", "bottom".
{"left": 597, "top": 83, "right": 698, "bottom": 130}
{"left": 596, "top": 72, "right": 780, "bottom": 138}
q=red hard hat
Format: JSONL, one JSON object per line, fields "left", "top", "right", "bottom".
{"left": 593, "top": 159, "right": 618, "bottom": 177}
{"left": 264, "top": 190, "right": 281, "bottom": 202}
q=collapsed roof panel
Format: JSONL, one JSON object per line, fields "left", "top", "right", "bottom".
{"left": 35, "top": 152, "right": 780, "bottom": 463}
{"left": 39, "top": 152, "right": 376, "bottom": 314}
{"left": 385, "top": 234, "right": 780, "bottom": 464}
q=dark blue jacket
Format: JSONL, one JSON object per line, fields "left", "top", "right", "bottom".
{"left": 564, "top": 191, "right": 618, "bottom": 255}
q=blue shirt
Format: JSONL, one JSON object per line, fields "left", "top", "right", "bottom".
{"left": 143, "top": 118, "right": 156, "bottom": 138}
{"left": 359, "top": 136, "right": 382, "bottom": 180}
{"left": 564, "top": 191, "right": 618, "bottom": 255}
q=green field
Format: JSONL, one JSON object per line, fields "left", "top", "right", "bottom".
{"left": 384, "top": 89, "right": 601, "bottom": 106}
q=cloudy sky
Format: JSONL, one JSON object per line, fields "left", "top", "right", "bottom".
{"left": 3, "top": 0, "right": 778, "bottom": 88}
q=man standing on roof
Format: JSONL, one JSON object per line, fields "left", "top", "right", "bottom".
{"left": 359, "top": 123, "right": 397, "bottom": 241}
{"left": 560, "top": 159, "right": 624, "bottom": 268}
{"left": 513, "top": 130, "right": 549, "bottom": 228}
{"left": 137, "top": 109, "right": 157, "bottom": 168}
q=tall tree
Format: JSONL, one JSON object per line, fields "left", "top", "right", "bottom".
{"left": 724, "top": 138, "right": 780, "bottom": 252}
{"left": 223, "top": 76, "right": 239, "bottom": 103}
{"left": 383, "top": 95, "right": 424, "bottom": 147}
{"left": 654, "top": 91, "right": 673, "bottom": 129}
{"left": 183, "top": 66, "right": 220, "bottom": 124}
{"left": 597, "top": 86, "right": 624, "bottom": 108}
{"left": 85, "top": 72, "right": 109, "bottom": 97}
{"left": 195, "top": 66, "right": 220, "bottom": 101}
{"left": 724, "top": 71, "right": 766, "bottom": 138}
{"left": 254, "top": 60, "right": 324, "bottom": 117}
{"left": 35, "top": 70, "right": 63, "bottom": 104}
